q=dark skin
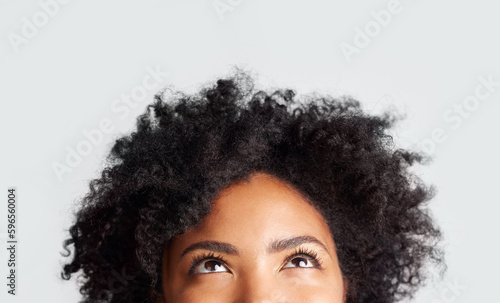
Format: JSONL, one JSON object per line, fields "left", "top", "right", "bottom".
{"left": 62, "top": 77, "right": 443, "bottom": 302}
{"left": 160, "top": 172, "right": 348, "bottom": 302}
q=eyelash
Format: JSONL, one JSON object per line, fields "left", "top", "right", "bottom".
{"left": 188, "top": 247, "right": 323, "bottom": 275}
{"left": 283, "top": 247, "right": 323, "bottom": 269}
{"left": 188, "top": 252, "right": 228, "bottom": 275}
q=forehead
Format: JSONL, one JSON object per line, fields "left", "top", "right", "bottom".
{"left": 173, "top": 172, "right": 335, "bottom": 252}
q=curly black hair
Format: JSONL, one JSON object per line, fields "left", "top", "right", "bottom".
{"left": 61, "top": 70, "right": 444, "bottom": 303}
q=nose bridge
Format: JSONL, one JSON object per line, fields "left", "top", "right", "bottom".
{"left": 243, "top": 275, "right": 272, "bottom": 303}
{"left": 234, "top": 269, "right": 288, "bottom": 303}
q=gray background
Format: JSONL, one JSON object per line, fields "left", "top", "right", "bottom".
{"left": 1, "top": 0, "right": 498, "bottom": 302}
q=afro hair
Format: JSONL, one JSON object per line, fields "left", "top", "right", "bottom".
{"left": 61, "top": 70, "right": 444, "bottom": 303}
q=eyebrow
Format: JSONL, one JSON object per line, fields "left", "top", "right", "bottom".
{"left": 267, "top": 235, "right": 330, "bottom": 255}
{"left": 179, "top": 235, "right": 330, "bottom": 260}
{"left": 180, "top": 241, "right": 239, "bottom": 258}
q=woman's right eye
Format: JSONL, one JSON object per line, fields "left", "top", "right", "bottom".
{"left": 193, "top": 260, "right": 229, "bottom": 274}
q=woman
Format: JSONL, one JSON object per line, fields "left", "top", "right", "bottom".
{"left": 61, "top": 71, "right": 444, "bottom": 302}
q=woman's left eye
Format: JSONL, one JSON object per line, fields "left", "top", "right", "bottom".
{"left": 282, "top": 256, "right": 315, "bottom": 268}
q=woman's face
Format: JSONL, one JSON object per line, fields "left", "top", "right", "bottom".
{"left": 161, "top": 172, "right": 347, "bottom": 302}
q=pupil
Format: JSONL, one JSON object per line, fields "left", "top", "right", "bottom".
{"left": 205, "top": 261, "right": 221, "bottom": 271}
{"left": 292, "top": 257, "right": 308, "bottom": 267}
